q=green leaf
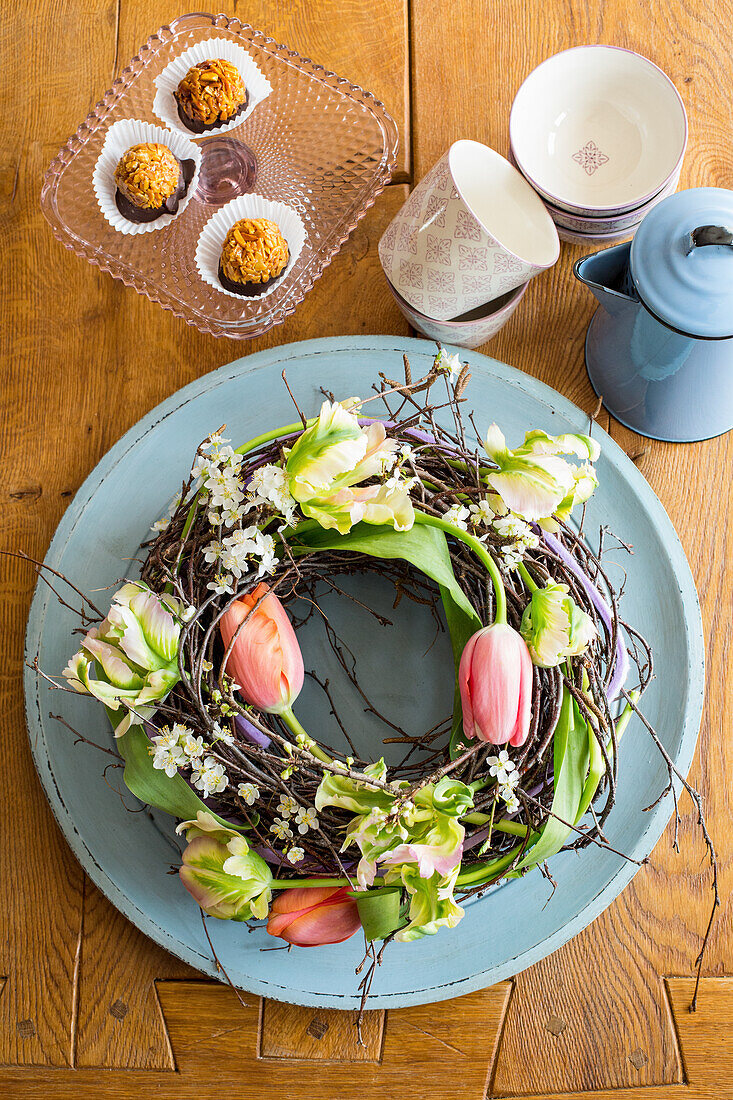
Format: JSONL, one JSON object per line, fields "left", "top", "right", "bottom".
{"left": 107, "top": 708, "right": 238, "bottom": 830}
{"left": 513, "top": 687, "right": 590, "bottom": 872}
{"left": 353, "top": 888, "right": 404, "bottom": 941}
{"left": 295, "top": 521, "right": 479, "bottom": 625}
{"left": 294, "top": 522, "right": 482, "bottom": 759}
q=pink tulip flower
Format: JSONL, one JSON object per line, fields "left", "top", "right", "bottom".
{"left": 266, "top": 886, "right": 362, "bottom": 947}
{"left": 219, "top": 582, "right": 304, "bottom": 715}
{"left": 459, "top": 623, "right": 533, "bottom": 746}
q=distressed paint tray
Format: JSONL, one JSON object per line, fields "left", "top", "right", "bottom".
{"left": 40, "top": 14, "right": 398, "bottom": 339}
{"left": 24, "top": 336, "right": 704, "bottom": 1008}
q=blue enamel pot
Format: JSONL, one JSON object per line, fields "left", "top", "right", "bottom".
{"left": 575, "top": 187, "right": 733, "bottom": 442}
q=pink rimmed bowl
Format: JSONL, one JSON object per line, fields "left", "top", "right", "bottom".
{"left": 510, "top": 46, "right": 687, "bottom": 217}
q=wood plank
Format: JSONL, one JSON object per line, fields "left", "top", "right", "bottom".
{"left": 260, "top": 1000, "right": 384, "bottom": 1061}
{"left": 0, "top": 0, "right": 119, "bottom": 1068}
{"left": 410, "top": 0, "right": 733, "bottom": 1094}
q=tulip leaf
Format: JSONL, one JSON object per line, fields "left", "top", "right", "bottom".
{"left": 107, "top": 708, "right": 241, "bottom": 831}
{"left": 353, "top": 888, "right": 405, "bottom": 942}
{"left": 294, "top": 520, "right": 480, "bottom": 630}
{"left": 513, "top": 686, "right": 590, "bottom": 872}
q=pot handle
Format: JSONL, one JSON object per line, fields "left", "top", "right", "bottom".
{"left": 686, "top": 225, "right": 733, "bottom": 253}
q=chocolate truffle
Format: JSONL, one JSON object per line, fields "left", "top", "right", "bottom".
{"left": 218, "top": 218, "right": 290, "bottom": 297}
{"left": 175, "top": 58, "right": 248, "bottom": 133}
{"left": 113, "top": 142, "right": 194, "bottom": 223}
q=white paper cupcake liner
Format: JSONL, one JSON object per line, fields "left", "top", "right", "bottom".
{"left": 195, "top": 194, "right": 307, "bottom": 301}
{"left": 92, "top": 119, "right": 201, "bottom": 236}
{"left": 153, "top": 38, "right": 272, "bottom": 139}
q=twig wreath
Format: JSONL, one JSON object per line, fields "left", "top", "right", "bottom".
{"left": 37, "top": 348, "right": 717, "bottom": 1017}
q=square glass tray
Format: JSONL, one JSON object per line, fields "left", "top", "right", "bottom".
{"left": 40, "top": 12, "right": 399, "bottom": 339}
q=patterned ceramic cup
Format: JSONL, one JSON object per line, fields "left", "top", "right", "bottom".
{"left": 386, "top": 277, "right": 527, "bottom": 350}
{"left": 379, "top": 140, "right": 559, "bottom": 321}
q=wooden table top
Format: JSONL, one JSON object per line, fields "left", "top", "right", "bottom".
{"left": 1, "top": 1, "right": 731, "bottom": 1096}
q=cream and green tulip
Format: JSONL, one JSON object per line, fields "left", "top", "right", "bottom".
{"left": 483, "top": 424, "right": 600, "bottom": 522}
{"left": 520, "top": 578, "right": 597, "bottom": 667}
{"left": 177, "top": 812, "right": 273, "bottom": 921}
{"left": 62, "top": 581, "right": 191, "bottom": 737}
{"left": 284, "top": 400, "right": 412, "bottom": 533}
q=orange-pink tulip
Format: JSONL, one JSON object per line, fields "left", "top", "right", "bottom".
{"left": 459, "top": 623, "right": 533, "bottom": 747}
{"left": 266, "top": 886, "right": 361, "bottom": 947}
{"left": 219, "top": 582, "right": 304, "bottom": 715}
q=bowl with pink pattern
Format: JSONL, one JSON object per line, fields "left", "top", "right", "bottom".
{"left": 386, "top": 277, "right": 528, "bottom": 350}
{"left": 509, "top": 46, "right": 687, "bottom": 217}
{"left": 378, "top": 140, "right": 559, "bottom": 321}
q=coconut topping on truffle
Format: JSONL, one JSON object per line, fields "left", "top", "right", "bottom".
{"left": 113, "top": 143, "right": 182, "bottom": 211}
{"left": 219, "top": 219, "right": 289, "bottom": 287}
{"left": 175, "top": 58, "right": 248, "bottom": 128}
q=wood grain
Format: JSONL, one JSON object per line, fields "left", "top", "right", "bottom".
{"left": 1, "top": 0, "right": 732, "bottom": 1092}
{"left": 260, "top": 999, "right": 384, "bottom": 1061}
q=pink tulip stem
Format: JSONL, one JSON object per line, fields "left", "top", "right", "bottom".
{"left": 279, "top": 708, "right": 332, "bottom": 764}
{"left": 413, "top": 511, "right": 507, "bottom": 623}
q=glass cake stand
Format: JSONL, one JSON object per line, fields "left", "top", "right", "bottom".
{"left": 40, "top": 12, "right": 399, "bottom": 339}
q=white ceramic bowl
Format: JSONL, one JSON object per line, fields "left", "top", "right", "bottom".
{"left": 510, "top": 46, "right": 687, "bottom": 216}
{"left": 545, "top": 170, "right": 680, "bottom": 233}
{"left": 386, "top": 275, "right": 528, "bottom": 349}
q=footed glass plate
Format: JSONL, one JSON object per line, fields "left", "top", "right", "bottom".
{"left": 40, "top": 13, "right": 398, "bottom": 339}
{"left": 24, "top": 337, "right": 704, "bottom": 1008}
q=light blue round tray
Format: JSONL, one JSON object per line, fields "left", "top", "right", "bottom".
{"left": 24, "top": 336, "right": 704, "bottom": 1008}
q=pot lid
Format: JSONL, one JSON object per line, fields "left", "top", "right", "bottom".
{"left": 630, "top": 187, "right": 733, "bottom": 339}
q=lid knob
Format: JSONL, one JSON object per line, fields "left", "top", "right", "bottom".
{"left": 686, "top": 224, "right": 733, "bottom": 253}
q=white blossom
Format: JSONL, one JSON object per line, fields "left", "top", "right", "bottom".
{"left": 153, "top": 726, "right": 184, "bottom": 752}
{"left": 191, "top": 454, "right": 216, "bottom": 480}
{"left": 469, "top": 499, "right": 495, "bottom": 527}
{"left": 277, "top": 795, "right": 299, "bottom": 819}
{"left": 286, "top": 846, "right": 305, "bottom": 864}
{"left": 201, "top": 432, "right": 231, "bottom": 454}
{"left": 203, "top": 540, "right": 223, "bottom": 564}
{"left": 181, "top": 732, "right": 206, "bottom": 759}
{"left": 211, "top": 721, "right": 234, "bottom": 745}
{"left": 294, "top": 806, "right": 319, "bottom": 835}
{"left": 434, "top": 348, "right": 462, "bottom": 377}
{"left": 151, "top": 744, "right": 184, "bottom": 778}
{"left": 444, "top": 503, "right": 470, "bottom": 530}
{"left": 150, "top": 491, "right": 183, "bottom": 533}
{"left": 493, "top": 511, "right": 539, "bottom": 571}
{"left": 500, "top": 787, "right": 520, "bottom": 814}
{"left": 488, "top": 749, "right": 518, "bottom": 787}
{"left": 253, "top": 531, "right": 277, "bottom": 577}
{"left": 270, "top": 817, "right": 294, "bottom": 841}
{"left": 247, "top": 464, "right": 298, "bottom": 525}
{"left": 237, "top": 782, "right": 259, "bottom": 806}
{"left": 191, "top": 755, "right": 228, "bottom": 796}
{"left": 207, "top": 571, "right": 235, "bottom": 596}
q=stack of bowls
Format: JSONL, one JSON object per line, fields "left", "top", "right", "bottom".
{"left": 509, "top": 46, "right": 687, "bottom": 244}
{"left": 378, "top": 139, "right": 559, "bottom": 348}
